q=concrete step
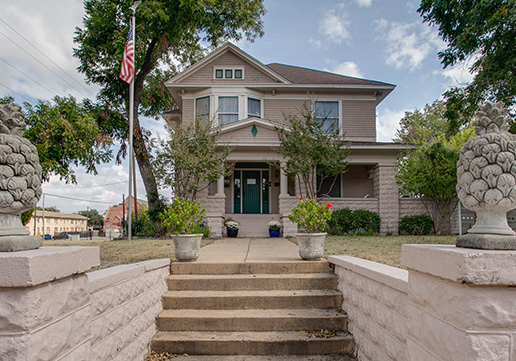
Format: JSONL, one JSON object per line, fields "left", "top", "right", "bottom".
{"left": 162, "top": 289, "right": 343, "bottom": 310}
{"left": 167, "top": 273, "right": 338, "bottom": 291}
{"left": 157, "top": 308, "right": 348, "bottom": 332}
{"left": 148, "top": 356, "right": 356, "bottom": 361}
{"left": 151, "top": 331, "right": 354, "bottom": 356}
{"left": 171, "top": 261, "right": 332, "bottom": 275}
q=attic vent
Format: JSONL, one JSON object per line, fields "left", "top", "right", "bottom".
{"left": 214, "top": 67, "right": 244, "bottom": 80}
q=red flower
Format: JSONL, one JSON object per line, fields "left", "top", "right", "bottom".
{"left": 326, "top": 203, "right": 332, "bottom": 208}
{"left": 298, "top": 197, "right": 302, "bottom": 200}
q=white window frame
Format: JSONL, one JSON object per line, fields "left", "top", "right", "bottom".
{"left": 247, "top": 97, "right": 262, "bottom": 118}
{"left": 195, "top": 96, "right": 211, "bottom": 126}
{"left": 213, "top": 67, "right": 245, "bottom": 80}
{"left": 314, "top": 100, "right": 341, "bottom": 134}
{"left": 218, "top": 96, "right": 239, "bottom": 125}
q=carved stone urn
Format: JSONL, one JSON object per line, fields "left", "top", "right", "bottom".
{"left": 456, "top": 102, "right": 516, "bottom": 250}
{"left": 0, "top": 104, "right": 43, "bottom": 251}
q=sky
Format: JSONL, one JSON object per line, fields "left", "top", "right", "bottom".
{"left": 0, "top": 0, "right": 474, "bottom": 214}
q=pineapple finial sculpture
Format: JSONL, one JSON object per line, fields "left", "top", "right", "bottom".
{"left": 456, "top": 102, "right": 516, "bottom": 250}
{"left": 0, "top": 103, "right": 43, "bottom": 252}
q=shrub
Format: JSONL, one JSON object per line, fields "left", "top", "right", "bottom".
{"left": 192, "top": 223, "right": 210, "bottom": 238}
{"left": 328, "top": 208, "right": 381, "bottom": 236}
{"left": 288, "top": 198, "right": 332, "bottom": 233}
{"left": 160, "top": 198, "right": 205, "bottom": 235}
{"left": 399, "top": 214, "right": 434, "bottom": 235}
{"left": 267, "top": 220, "right": 282, "bottom": 230}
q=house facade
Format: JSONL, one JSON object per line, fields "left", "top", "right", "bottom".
{"left": 27, "top": 210, "right": 88, "bottom": 237}
{"left": 164, "top": 43, "right": 407, "bottom": 237}
{"left": 103, "top": 196, "right": 146, "bottom": 238}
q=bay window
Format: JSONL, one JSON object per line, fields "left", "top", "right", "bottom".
{"left": 248, "top": 97, "right": 261, "bottom": 118}
{"left": 218, "top": 96, "right": 239, "bottom": 125}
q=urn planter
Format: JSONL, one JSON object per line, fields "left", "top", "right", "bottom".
{"left": 296, "top": 232, "right": 326, "bottom": 260}
{"left": 172, "top": 233, "right": 202, "bottom": 262}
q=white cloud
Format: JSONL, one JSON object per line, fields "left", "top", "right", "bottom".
{"left": 331, "top": 61, "right": 363, "bottom": 78}
{"left": 435, "top": 60, "right": 476, "bottom": 89}
{"left": 376, "top": 108, "right": 406, "bottom": 142}
{"left": 319, "top": 9, "right": 350, "bottom": 44}
{"left": 355, "top": 0, "right": 372, "bottom": 7}
{"left": 376, "top": 19, "right": 444, "bottom": 72}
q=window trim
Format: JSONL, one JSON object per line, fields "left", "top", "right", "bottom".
{"left": 213, "top": 67, "right": 245, "bottom": 80}
{"left": 218, "top": 96, "right": 239, "bottom": 125}
{"left": 314, "top": 100, "right": 340, "bottom": 134}
{"left": 247, "top": 97, "right": 262, "bottom": 118}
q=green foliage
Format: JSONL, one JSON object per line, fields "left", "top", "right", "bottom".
{"left": 396, "top": 101, "right": 474, "bottom": 234}
{"left": 328, "top": 208, "right": 381, "bottom": 236}
{"left": 160, "top": 198, "right": 205, "bottom": 235}
{"left": 36, "top": 206, "right": 61, "bottom": 213}
{"left": 21, "top": 208, "right": 34, "bottom": 226}
{"left": 192, "top": 223, "right": 210, "bottom": 239}
{"left": 77, "top": 209, "right": 104, "bottom": 227}
{"left": 73, "top": 0, "right": 266, "bottom": 214}
{"left": 131, "top": 207, "right": 168, "bottom": 237}
{"left": 153, "top": 123, "right": 231, "bottom": 200}
{"left": 275, "top": 100, "right": 349, "bottom": 199}
{"left": 288, "top": 198, "right": 332, "bottom": 233}
{"left": 0, "top": 96, "right": 111, "bottom": 183}
{"left": 399, "top": 214, "right": 434, "bottom": 235}
{"left": 418, "top": 0, "right": 516, "bottom": 133}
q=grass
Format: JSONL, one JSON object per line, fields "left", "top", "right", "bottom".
{"left": 290, "top": 235, "right": 456, "bottom": 269}
{"left": 43, "top": 235, "right": 456, "bottom": 270}
{"left": 42, "top": 238, "right": 214, "bottom": 270}
{"left": 325, "top": 235, "right": 456, "bottom": 268}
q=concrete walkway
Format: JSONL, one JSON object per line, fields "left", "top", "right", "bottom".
{"left": 197, "top": 237, "right": 301, "bottom": 263}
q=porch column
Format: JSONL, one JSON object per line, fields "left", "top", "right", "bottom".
{"left": 216, "top": 175, "right": 224, "bottom": 196}
{"left": 280, "top": 163, "right": 288, "bottom": 196}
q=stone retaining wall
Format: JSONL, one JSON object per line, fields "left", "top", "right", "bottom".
{"left": 88, "top": 259, "right": 170, "bottom": 361}
{"left": 329, "top": 255, "right": 409, "bottom": 361}
{"left": 0, "top": 247, "right": 169, "bottom": 361}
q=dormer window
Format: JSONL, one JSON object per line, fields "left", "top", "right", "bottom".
{"left": 214, "top": 67, "right": 244, "bottom": 80}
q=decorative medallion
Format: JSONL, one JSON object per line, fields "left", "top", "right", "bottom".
{"left": 251, "top": 125, "right": 258, "bottom": 138}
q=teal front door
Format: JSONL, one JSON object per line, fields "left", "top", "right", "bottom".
{"left": 243, "top": 170, "right": 261, "bottom": 214}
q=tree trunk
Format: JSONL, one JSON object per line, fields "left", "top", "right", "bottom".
{"left": 133, "top": 114, "right": 162, "bottom": 218}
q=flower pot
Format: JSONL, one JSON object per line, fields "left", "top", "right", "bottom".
{"left": 172, "top": 234, "right": 202, "bottom": 262}
{"left": 269, "top": 229, "right": 280, "bottom": 237}
{"left": 227, "top": 228, "right": 238, "bottom": 237}
{"left": 296, "top": 232, "right": 327, "bottom": 260}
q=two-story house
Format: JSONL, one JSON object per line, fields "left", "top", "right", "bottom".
{"left": 164, "top": 43, "right": 405, "bottom": 237}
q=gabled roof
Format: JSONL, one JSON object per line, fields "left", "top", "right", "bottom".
{"left": 266, "top": 63, "right": 394, "bottom": 87}
{"left": 166, "top": 42, "right": 289, "bottom": 85}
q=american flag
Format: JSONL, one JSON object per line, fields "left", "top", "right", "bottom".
{"left": 120, "top": 26, "right": 135, "bottom": 84}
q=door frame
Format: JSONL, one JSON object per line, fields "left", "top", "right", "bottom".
{"left": 232, "top": 168, "right": 270, "bottom": 214}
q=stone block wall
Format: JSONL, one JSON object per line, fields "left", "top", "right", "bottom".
{"left": 88, "top": 259, "right": 170, "bottom": 361}
{"left": 329, "top": 255, "right": 409, "bottom": 361}
{"left": 0, "top": 247, "right": 170, "bottom": 361}
{"left": 374, "top": 165, "right": 399, "bottom": 235}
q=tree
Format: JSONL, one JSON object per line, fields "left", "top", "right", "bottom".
{"left": 152, "top": 123, "right": 232, "bottom": 201}
{"left": 1, "top": 96, "right": 111, "bottom": 183}
{"left": 36, "top": 206, "right": 61, "bottom": 213}
{"left": 274, "top": 100, "right": 349, "bottom": 200}
{"left": 73, "top": 0, "right": 266, "bottom": 216}
{"left": 78, "top": 209, "right": 104, "bottom": 228}
{"left": 418, "top": 0, "right": 516, "bottom": 133}
{"left": 395, "top": 100, "right": 475, "bottom": 234}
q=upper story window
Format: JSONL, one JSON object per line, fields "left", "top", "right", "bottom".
{"left": 248, "top": 97, "right": 261, "bottom": 118}
{"left": 314, "top": 101, "right": 339, "bottom": 134}
{"left": 195, "top": 96, "right": 210, "bottom": 125}
{"left": 214, "top": 67, "right": 244, "bottom": 80}
{"left": 218, "top": 96, "right": 239, "bottom": 125}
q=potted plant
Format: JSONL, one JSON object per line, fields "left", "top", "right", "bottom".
{"left": 267, "top": 220, "right": 282, "bottom": 237}
{"left": 224, "top": 219, "right": 239, "bottom": 237}
{"left": 288, "top": 198, "right": 332, "bottom": 260}
{"left": 160, "top": 198, "right": 206, "bottom": 262}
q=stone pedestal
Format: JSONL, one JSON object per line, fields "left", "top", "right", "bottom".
{"left": 0, "top": 246, "right": 100, "bottom": 361}
{"left": 402, "top": 245, "right": 516, "bottom": 361}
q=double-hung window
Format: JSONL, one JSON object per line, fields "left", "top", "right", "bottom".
{"left": 248, "top": 97, "right": 261, "bottom": 118}
{"left": 195, "top": 96, "right": 210, "bottom": 126}
{"left": 218, "top": 96, "right": 239, "bottom": 125}
{"left": 314, "top": 101, "right": 339, "bottom": 134}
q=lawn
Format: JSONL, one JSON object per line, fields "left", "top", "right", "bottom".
{"left": 42, "top": 238, "right": 214, "bottom": 270}
{"left": 292, "top": 235, "right": 456, "bottom": 268}
{"left": 44, "top": 235, "right": 455, "bottom": 270}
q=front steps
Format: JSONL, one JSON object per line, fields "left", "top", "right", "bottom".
{"left": 151, "top": 260, "right": 354, "bottom": 358}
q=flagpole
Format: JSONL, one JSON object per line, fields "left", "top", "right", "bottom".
{"left": 127, "top": 0, "right": 140, "bottom": 242}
